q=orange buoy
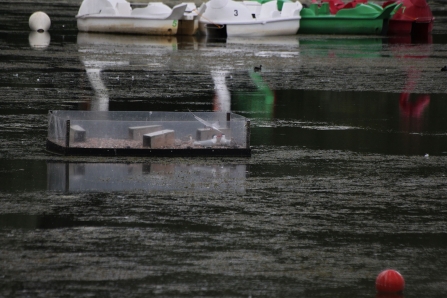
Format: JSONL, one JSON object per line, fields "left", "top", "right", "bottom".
{"left": 375, "top": 269, "right": 405, "bottom": 293}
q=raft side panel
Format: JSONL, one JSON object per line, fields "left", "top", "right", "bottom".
{"left": 46, "top": 139, "right": 251, "bottom": 157}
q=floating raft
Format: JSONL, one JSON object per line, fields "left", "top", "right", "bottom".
{"left": 46, "top": 111, "right": 251, "bottom": 157}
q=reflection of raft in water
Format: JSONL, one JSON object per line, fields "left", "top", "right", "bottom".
{"left": 47, "top": 162, "right": 247, "bottom": 193}
{"left": 46, "top": 110, "right": 251, "bottom": 157}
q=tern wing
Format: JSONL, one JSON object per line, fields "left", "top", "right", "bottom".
{"left": 190, "top": 110, "right": 223, "bottom": 133}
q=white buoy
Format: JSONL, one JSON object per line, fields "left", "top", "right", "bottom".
{"left": 29, "top": 12, "right": 51, "bottom": 32}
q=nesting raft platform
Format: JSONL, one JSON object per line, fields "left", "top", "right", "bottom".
{"left": 46, "top": 111, "right": 251, "bottom": 157}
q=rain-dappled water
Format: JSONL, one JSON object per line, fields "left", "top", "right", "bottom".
{"left": 1, "top": 0, "right": 447, "bottom": 297}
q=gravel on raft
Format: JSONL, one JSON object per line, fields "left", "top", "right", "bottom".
{"left": 52, "top": 138, "right": 242, "bottom": 149}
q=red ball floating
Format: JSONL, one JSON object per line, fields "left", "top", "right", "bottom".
{"left": 375, "top": 269, "right": 405, "bottom": 293}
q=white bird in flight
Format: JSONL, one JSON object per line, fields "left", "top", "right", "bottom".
{"left": 189, "top": 110, "right": 223, "bottom": 133}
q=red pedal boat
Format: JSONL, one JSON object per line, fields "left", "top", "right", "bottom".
{"left": 383, "top": 0, "right": 434, "bottom": 35}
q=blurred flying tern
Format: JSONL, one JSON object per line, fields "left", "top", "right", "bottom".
{"left": 189, "top": 110, "right": 223, "bottom": 133}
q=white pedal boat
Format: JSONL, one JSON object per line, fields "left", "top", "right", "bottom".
{"left": 198, "top": 0, "right": 302, "bottom": 37}
{"left": 76, "top": 0, "right": 201, "bottom": 35}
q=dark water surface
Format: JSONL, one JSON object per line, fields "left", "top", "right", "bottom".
{"left": 1, "top": 1, "right": 447, "bottom": 297}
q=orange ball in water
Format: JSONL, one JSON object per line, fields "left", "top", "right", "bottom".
{"left": 375, "top": 269, "right": 405, "bottom": 293}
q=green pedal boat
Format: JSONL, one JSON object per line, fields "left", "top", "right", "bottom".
{"left": 299, "top": 1, "right": 401, "bottom": 35}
